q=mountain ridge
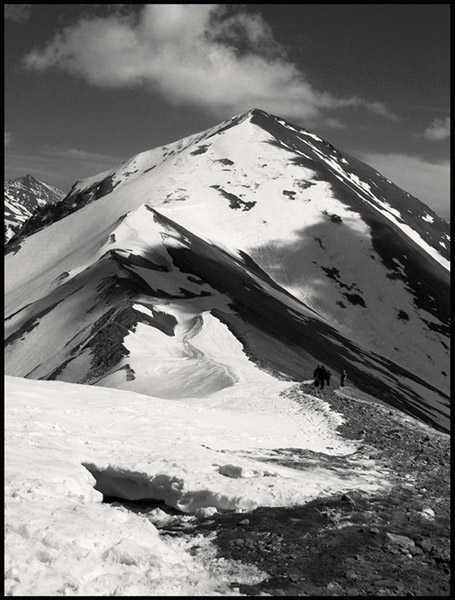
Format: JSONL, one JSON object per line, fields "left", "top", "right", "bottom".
{"left": 5, "top": 110, "right": 450, "bottom": 257}
{"left": 4, "top": 108, "right": 450, "bottom": 432}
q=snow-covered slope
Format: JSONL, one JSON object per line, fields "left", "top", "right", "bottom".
{"left": 5, "top": 375, "right": 389, "bottom": 596}
{"left": 4, "top": 174, "right": 65, "bottom": 244}
{"left": 4, "top": 109, "right": 450, "bottom": 432}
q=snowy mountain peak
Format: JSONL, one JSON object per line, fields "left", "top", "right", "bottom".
{"left": 4, "top": 174, "right": 65, "bottom": 245}
{"left": 6, "top": 173, "right": 62, "bottom": 194}
{"left": 19, "top": 173, "right": 40, "bottom": 185}
{"left": 4, "top": 110, "right": 450, "bottom": 433}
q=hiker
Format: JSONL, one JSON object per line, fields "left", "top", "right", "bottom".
{"left": 319, "top": 366, "right": 326, "bottom": 390}
{"left": 340, "top": 370, "right": 347, "bottom": 387}
{"left": 325, "top": 368, "right": 331, "bottom": 386}
{"left": 313, "top": 365, "right": 321, "bottom": 387}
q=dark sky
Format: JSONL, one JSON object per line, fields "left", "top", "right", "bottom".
{"left": 4, "top": 4, "right": 450, "bottom": 219}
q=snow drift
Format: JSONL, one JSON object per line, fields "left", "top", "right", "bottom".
{"left": 5, "top": 375, "right": 390, "bottom": 595}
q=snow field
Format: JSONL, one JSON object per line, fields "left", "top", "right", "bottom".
{"left": 6, "top": 375, "right": 390, "bottom": 595}
{"left": 299, "top": 138, "right": 449, "bottom": 271}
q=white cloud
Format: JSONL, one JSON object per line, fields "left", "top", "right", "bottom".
{"left": 359, "top": 151, "right": 450, "bottom": 220}
{"left": 23, "top": 4, "right": 397, "bottom": 125}
{"left": 423, "top": 117, "right": 450, "bottom": 141}
{"left": 42, "top": 145, "right": 122, "bottom": 163}
{"left": 5, "top": 132, "right": 12, "bottom": 148}
{"left": 4, "top": 4, "right": 32, "bottom": 23}
{"left": 4, "top": 147, "right": 124, "bottom": 193}
{"left": 324, "top": 118, "right": 348, "bottom": 129}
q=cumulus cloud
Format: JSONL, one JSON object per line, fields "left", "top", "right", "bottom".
{"left": 360, "top": 151, "right": 450, "bottom": 220}
{"left": 23, "top": 4, "right": 397, "bottom": 125}
{"left": 423, "top": 117, "right": 450, "bottom": 141}
{"left": 5, "top": 132, "right": 12, "bottom": 148}
{"left": 4, "top": 4, "right": 32, "bottom": 23}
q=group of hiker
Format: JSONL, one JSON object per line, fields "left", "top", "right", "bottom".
{"left": 313, "top": 365, "right": 347, "bottom": 390}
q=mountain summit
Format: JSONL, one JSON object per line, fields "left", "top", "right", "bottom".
{"left": 4, "top": 173, "right": 65, "bottom": 244}
{"left": 4, "top": 109, "right": 450, "bottom": 432}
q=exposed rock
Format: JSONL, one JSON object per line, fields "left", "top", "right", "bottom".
{"left": 409, "top": 546, "right": 424, "bottom": 556}
{"left": 341, "top": 493, "right": 356, "bottom": 506}
{"left": 385, "top": 533, "right": 415, "bottom": 548}
{"left": 374, "top": 579, "right": 405, "bottom": 590}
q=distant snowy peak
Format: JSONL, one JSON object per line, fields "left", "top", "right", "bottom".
{"left": 5, "top": 174, "right": 64, "bottom": 208}
{"left": 4, "top": 174, "right": 65, "bottom": 244}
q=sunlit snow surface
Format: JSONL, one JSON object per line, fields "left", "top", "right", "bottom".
{"left": 4, "top": 109, "right": 449, "bottom": 594}
{"left": 4, "top": 176, "right": 65, "bottom": 242}
{"left": 5, "top": 375, "right": 389, "bottom": 596}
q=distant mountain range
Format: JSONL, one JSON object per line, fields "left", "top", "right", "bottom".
{"left": 4, "top": 109, "right": 450, "bottom": 432}
{"left": 4, "top": 174, "right": 65, "bottom": 244}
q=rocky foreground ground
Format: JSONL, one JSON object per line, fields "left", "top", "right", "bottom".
{"left": 114, "top": 385, "right": 450, "bottom": 596}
